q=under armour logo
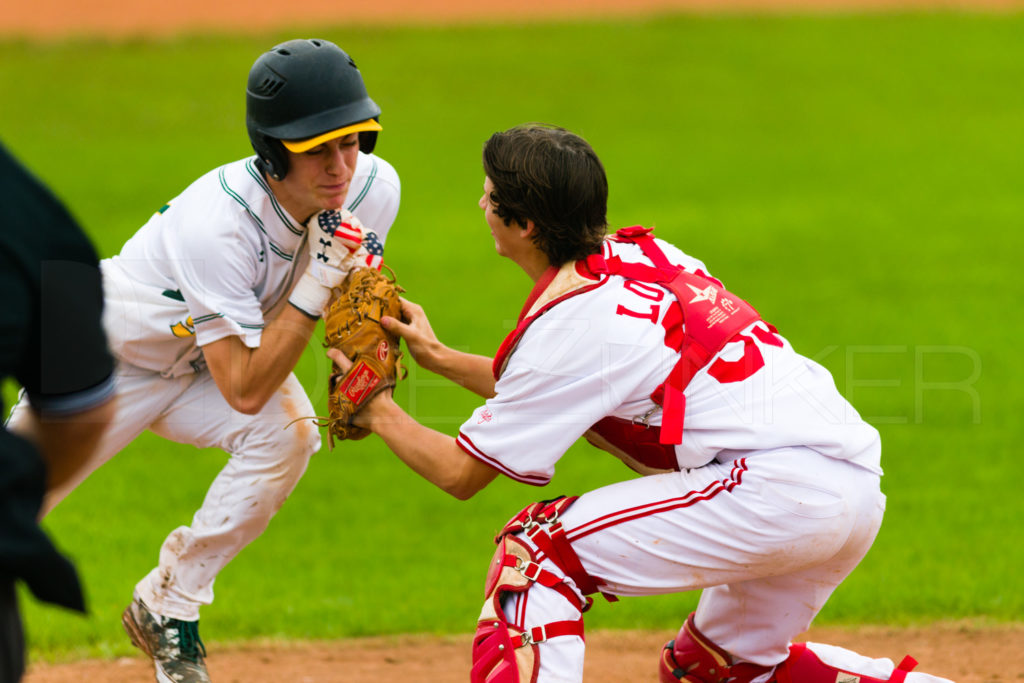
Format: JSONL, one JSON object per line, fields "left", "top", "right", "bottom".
{"left": 317, "top": 237, "right": 331, "bottom": 262}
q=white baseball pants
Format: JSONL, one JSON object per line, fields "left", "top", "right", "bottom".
{"left": 498, "top": 446, "right": 886, "bottom": 683}
{"left": 8, "top": 365, "right": 320, "bottom": 621}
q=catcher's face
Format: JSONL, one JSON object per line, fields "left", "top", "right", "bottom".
{"left": 480, "top": 176, "right": 520, "bottom": 258}
{"left": 273, "top": 133, "right": 360, "bottom": 224}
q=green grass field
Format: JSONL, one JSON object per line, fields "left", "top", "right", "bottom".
{"left": 2, "top": 12, "right": 1021, "bottom": 661}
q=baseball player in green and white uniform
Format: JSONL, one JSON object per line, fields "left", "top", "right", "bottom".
{"left": 7, "top": 38, "right": 398, "bottom": 683}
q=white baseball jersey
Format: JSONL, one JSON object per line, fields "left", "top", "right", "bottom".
{"left": 457, "top": 235, "right": 881, "bottom": 485}
{"left": 101, "top": 152, "right": 400, "bottom": 377}
{"left": 456, "top": 231, "right": 895, "bottom": 683}
{"left": 7, "top": 150, "right": 401, "bottom": 623}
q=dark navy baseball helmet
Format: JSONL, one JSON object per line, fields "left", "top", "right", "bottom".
{"left": 246, "top": 38, "right": 381, "bottom": 180}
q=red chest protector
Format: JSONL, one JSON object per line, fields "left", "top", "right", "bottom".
{"left": 493, "top": 226, "right": 775, "bottom": 474}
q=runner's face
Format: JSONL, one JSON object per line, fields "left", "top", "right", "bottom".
{"left": 275, "top": 134, "right": 360, "bottom": 223}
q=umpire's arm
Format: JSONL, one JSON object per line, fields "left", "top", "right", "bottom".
{"left": 5, "top": 253, "right": 117, "bottom": 496}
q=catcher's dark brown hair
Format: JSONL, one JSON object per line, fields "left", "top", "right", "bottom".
{"left": 482, "top": 124, "right": 608, "bottom": 267}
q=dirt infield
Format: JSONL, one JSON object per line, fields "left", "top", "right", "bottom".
{"left": 23, "top": 622, "right": 1023, "bottom": 682}
{"left": 4, "top": 0, "right": 1022, "bottom": 39}
{"left": 11, "top": 1, "right": 1023, "bottom": 681}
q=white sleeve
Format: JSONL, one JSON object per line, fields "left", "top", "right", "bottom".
{"left": 345, "top": 153, "right": 400, "bottom": 246}
{"left": 456, "top": 310, "right": 658, "bottom": 486}
{"left": 170, "top": 223, "right": 265, "bottom": 349}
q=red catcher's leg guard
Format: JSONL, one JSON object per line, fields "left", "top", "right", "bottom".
{"left": 472, "top": 618, "right": 534, "bottom": 683}
{"left": 776, "top": 643, "right": 919, "bottom": 683}
{"left": 659, "top": 613, "right": 773, "bottom": 683}
{"left": 472, "top": 534, "right": 585, "bottom": 683}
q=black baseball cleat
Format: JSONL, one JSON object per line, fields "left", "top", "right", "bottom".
{"left": 122, "top": 596, "right": 211, "bottom": 683}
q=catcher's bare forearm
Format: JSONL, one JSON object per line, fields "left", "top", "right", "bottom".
{"left": 361, "top": 397, "right": 498, "bottom": 499}
{"left": 422, "top": 347, "right": 496, "bottom": 399}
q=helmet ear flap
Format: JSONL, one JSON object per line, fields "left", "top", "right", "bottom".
{"left": 254, "top": 135, "right": 290, "bottom": 180}
{"left": 358, "top": 116, "right": 380, "bottom": 154}
{"left": 358, "top": 129, "right": 378, "bottom": 155}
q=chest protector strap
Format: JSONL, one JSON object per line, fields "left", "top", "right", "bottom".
{"left": 585, "top": 226, "right": 764, "bottom": 446}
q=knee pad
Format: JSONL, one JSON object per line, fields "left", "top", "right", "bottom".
{"left": 659, "top": 613, "right": 772, "bottom": 683}
{"left": 472, "top": 525, "right": 587, "bottom": 683}
{"left": 498, "top": 496, "right": 615, "bottom": 604}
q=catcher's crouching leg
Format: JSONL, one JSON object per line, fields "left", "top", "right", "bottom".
{"left": 472, "top": 498, "right": 596, "bottom": 683}
{"left": 660, "top": 616, "right": 933, "bottom": 683}
{"left": 659, "top": 614, "right": 773, "bottom": 683}
{"left": 776, "top": 643, "right": 945, "bottom": 683}
{"left": 472, "top": 535, "right": 587, "bottom": 683}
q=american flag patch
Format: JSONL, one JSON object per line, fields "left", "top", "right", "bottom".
{"left": 316, "top": 210, "right": 343, "bottom": 236}
{"left": 334, "top": 219, "right": 363, "bottom": 247}
{"left": 317, "top": 210, "right": 363, "bottom": 252}
{"left": 362, "top": 230, "right": 384, "bottom": 270}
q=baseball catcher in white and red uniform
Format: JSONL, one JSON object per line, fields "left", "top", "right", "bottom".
{"left": 333, "top": 124, "right": 951, "bottom": 683}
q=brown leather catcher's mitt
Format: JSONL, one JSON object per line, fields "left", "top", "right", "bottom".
{"left": 323, "top": 266, "right": 405, "bottom": 446}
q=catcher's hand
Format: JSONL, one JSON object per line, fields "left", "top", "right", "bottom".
{"left": 322, "top": 266, "right": 406, "bottom": 446}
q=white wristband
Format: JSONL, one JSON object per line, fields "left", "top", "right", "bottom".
{"left": 288, "top": 270, "right": 332, "bottom": 318}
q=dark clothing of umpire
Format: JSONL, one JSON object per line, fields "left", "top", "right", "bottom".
{"left": 0, "top": 142, "right": 114, "bottom": 682}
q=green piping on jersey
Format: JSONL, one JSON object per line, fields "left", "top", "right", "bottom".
{"left": 347, "top": 156, "right": 378, "bottom": 213}
{"left": 218, "top": 166, "right": 294, "bottom": 262}
{"left": 192, "top": 313, "right": 264, "bottom": 331}
{"left": 245, "top": 160, "right": 302, "bottom": 236}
